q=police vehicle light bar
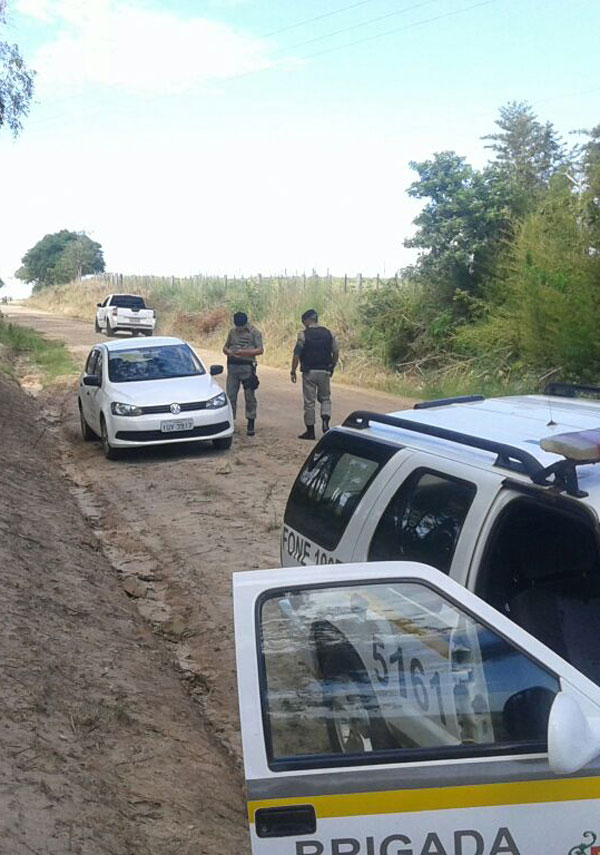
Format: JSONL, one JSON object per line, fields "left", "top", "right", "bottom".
{"left": 530, "top": 428, "right": 600, "bottom": 498}
{"left": 540, "top": 428, "right": 600, "bottom": 461}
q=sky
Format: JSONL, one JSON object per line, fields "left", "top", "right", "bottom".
{"left": 1, "top": 0, "right": 599, "bottom": 296}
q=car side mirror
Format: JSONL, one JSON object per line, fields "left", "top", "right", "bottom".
{"left": 210, "top": 364, "right": 224, "bottom": 376}
{"left": 97, "top": 303, "right": 102, "bottom": 307}
{"left": 83, "top": 375, "right": 101, "bottom": 387}
{"left": 548, "top": 691, "right": 600, "bottom": 774}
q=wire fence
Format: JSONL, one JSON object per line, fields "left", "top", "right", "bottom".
{"left": 95, "top": 271, "right": 400, "bottom": 294}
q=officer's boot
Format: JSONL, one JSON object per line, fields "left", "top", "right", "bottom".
{"left": 322, "top": 415, "right": 330, "bottom": 434}
{"left": 298, "top": 425, "right": 316, "bottom": 441}
{"left": 247, "top": 418, "right": 255, "bottom": 436}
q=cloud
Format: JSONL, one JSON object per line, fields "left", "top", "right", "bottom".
{"left": 14, "top": 0, "right": 53, "bottom": 21}
{"left": 20, "top": 0, "right": 273, "bottom": 95}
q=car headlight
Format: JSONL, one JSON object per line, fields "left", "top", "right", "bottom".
{"left": 111, "top": 402, "right": 143, "bottom": 416}
{"left": 205, "top": 392, "right": 227, "bottom": 409}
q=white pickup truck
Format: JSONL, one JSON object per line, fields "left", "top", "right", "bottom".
{"left": 95, "top": 294, "right": 156, "bottom": 337}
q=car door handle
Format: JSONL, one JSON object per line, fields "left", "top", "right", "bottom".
{"left": 255, "top": 805, "right": 316, "bottom": 838}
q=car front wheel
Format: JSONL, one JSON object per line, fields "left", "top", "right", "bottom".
{"left": 79, "top": 402, "right": 95, "bottom": 441}
{"left": 100, "top": 416, "right": 120, "bottom": 460}
{"left": 213, "top": 436, "right": 232, "bottom": 450}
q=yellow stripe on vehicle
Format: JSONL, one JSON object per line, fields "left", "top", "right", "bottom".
{"left": 248, "top": 776, "right": 600, "bottom": 823}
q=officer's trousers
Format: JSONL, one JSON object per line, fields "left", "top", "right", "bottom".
{"left": 226, "top": 364, "right": 257, "bottom": 420}
{"left": 302, "top": 369, "right": 331, "bottom": 426}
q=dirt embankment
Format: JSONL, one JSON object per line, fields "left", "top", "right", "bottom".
{"left": 1, "top": 306, "right": 415, "bottom": 855}
{"left": 0, "top": 372, "right": 248, "bottom": 855}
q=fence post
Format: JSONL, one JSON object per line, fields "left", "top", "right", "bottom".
{"left": 224, "top": 275, "right": 228, "bottom": 290}
{"left": 357, "top": 273, "right": 362, "bottom": 293}
{"left": 303, "top": 272, "right": 306, "bottom": 290}
{"left": 376, "top": 273, "right": 380, "bottom": 289}
{"left": 344, "top": 273, "right": 348, "bottom": 293}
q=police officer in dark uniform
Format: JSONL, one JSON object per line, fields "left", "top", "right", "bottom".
{"left": 223, "top": 311, "right": 264, "bottom": 436}
{"left": 290, "top": 309, "right": 339, "bottom": 440}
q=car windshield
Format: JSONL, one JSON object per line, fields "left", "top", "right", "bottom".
{"left": 111, "top": 295, "right": 146, "bottom": 309}
{"left": 108, "top": 344, "right": 205, "bottom": 383}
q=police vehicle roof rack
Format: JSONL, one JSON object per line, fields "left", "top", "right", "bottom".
{"left": 343, "top": 410, "right": 544, "bottom": 478}
{"left": 544, "top": 381, "right": 600, "bottom": 399}
{"left": 414, "top": 394, "right": 485, "bottom": 410}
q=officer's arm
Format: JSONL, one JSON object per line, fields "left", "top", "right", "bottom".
{"left": 223, "top": 331, "right": 232, "bottom": 356}
{"left": 291, "top": 333, "right": 303, "bottom": 382}
{"left": 248, "top": 329, "right": 264, "bottom": 356}
{"left": 331, "top": 333, "right": 340, "bottom": 367}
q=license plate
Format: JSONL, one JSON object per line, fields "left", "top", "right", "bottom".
{"left": 160, "top": 419, "right": 194, "bottom": 433}
{"left": 129, "top": 317, "right": 140, "bottom": 323}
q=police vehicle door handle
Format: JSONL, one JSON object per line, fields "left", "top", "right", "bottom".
{"left": 255, "top": 805, "right": 316, "bottom": 838}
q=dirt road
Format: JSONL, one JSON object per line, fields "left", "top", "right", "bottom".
{"left": 3, "top": 305, "right": 414, "bottom": 850}
{"left": 0, "top": 370, "right": 247, "bottom": 854}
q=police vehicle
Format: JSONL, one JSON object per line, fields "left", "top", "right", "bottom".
{"left": 234, "top": 386, "right": 600, "bottom": 854}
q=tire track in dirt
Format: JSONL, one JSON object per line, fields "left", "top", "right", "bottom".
{"left": 0, "top": 373, "right": 250, "bottom": 855}
{"left": 5, "top": 305, "right": 414, "bottom": 775}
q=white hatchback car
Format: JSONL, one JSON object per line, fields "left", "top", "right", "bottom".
{"left": 78, "top": 336, "right": 234, "bottom": 459}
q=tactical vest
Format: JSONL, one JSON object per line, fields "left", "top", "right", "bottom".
{"left": 301, "top": 326, "right": 333, "bottom": 371}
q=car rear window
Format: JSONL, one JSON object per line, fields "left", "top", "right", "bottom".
{"left": 108, "top": 344, "right": 205, "bottom": 383}
{"left": 110, "top": 294, "right": 146, "bottom": 309}
{"left": 284, "top": 432, "right": 397, "bottom": 551}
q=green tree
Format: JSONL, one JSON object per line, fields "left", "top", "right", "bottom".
{"left": 483, "top": 102, "right": 566, "bottom": 209}
{"left": 0, "top": 0, "right": 34, "bottom": 136}
{"left": 456, "top": 173, "right": 600, "bottom": 380}
{"left": 405, "top": 151, "right": 511, "bottom": 302}
{"left": 577, "top": 124, "right": 600, "bottom": 247}
{"left": 16, "top": 231, "right": 105, "bottom": 290}
{"left": 404, "top": 105, "right": 567, "bottom": 312}
{"left": 54, "top": 235, "right": 105, "bottom": 282}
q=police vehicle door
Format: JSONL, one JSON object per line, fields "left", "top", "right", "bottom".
{"left": 234, "top": 561, "right": 600, "bottom": 855}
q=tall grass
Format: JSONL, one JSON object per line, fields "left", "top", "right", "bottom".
{"left": 27, "top": 272, "right": 551, "bottom": 398}
{"left": 28, "top": 274, "right": 402, "bottom": 392}
{"left": 0, "top": 315, "right": 78, "bottom": 385}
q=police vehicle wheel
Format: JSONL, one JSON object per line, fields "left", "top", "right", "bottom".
{"left": 311, "top": 620, "right": 395, "bottom": 753}
{"left": 94, "top": 318, "right": 101, "bottom": 333}
{"left": 324, "top": 673, "right": 394, "bottom": 754}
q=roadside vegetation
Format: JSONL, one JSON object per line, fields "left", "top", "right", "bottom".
{"left": 28, "top": 103, "right": 600, "bottom": 398}
{"left": 0, "top": 314, "right": 77, "bottom": 385}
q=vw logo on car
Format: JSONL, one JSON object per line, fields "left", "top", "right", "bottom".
{"left": 170, "top": 403, "right": 181, "bottom": 415}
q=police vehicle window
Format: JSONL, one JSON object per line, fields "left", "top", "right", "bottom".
{"left": 284, "top": 435, "right": 396, "bottom": 552}
{"left": 259, "top": 581, "right": 558, "bottom": 769}
{"left": 477, "top": 497, "right": 600, "bottom": 686}
{"left": 108, "top": 344, "right": 205, "bottom": 383}
{"left": 369, "top": 470, "right": 476, "bottom": 574}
